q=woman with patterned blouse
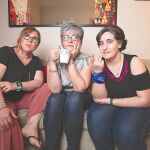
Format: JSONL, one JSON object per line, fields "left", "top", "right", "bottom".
{"left": 44, "top": 23, "right": 92, "bottom": 150}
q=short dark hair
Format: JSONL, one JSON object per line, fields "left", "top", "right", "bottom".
{"left": 96, "top": 25, "right": 127, "bottom": 51}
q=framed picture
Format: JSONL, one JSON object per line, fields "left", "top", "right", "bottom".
{"left": 8, "top": 0, "right": 30, "bottom": 26}
{"left": 94, "top": 0, "right": 117, "bottom": 26}
{"left": 8, "top": 0, "right": 117, "bottom": 27}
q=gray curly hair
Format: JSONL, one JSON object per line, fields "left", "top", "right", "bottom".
{"left": 60, "top": 23, "right": 84, "bottom": 41}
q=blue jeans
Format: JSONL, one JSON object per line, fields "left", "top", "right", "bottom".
{"left": 43, "top": 91, "right": 92, "bottom": 150}
{"left": 87, "top": 103, "right": 150, "bottom": 150}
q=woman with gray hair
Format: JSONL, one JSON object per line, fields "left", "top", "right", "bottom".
{"left": 43, "top": 23, "right": 92, "bottom": 150}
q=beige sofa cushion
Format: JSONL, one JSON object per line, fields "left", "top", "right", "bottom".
{"left": 144, "top": 59, "right": 150, "bottom": 71}
{"left": 18, "top": 109, "right": 87, "bottom": 131}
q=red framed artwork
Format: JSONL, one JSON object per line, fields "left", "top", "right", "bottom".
{"left": 8, "top": 0, "right": 117, "bottom": 27}
{"left": 94, "top": 0, "right": 117, "bottom": 26}
{"left": 8, "top": 0, "right": 30, "bottom": 26}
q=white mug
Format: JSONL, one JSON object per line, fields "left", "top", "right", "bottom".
{"left": 59, "top": 48, "right": 70, "bottom": 64}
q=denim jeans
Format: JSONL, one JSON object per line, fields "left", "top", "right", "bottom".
{"left": 43, "top": 91, "right": 92, "bottom": 150}
{"left": 87, "top": 103, "right": 150, "bottom": 150}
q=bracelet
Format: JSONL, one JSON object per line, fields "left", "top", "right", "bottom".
{"left": 69, "top": 60, "right": 74, "bottom": 65}
{"left": 15, "top": 81, "right": 22, "bottom": 91}
{"left": 92, "top": 71, "right": 105, "bottom": 84}
{"left": 110, "top": 98, "right": 113, "bottom": 105}
{"left": 49, "top": 69, "right": 58, "bottom": 73}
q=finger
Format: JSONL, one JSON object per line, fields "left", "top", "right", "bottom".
{"left": 12, "top": 113, "right": 18, "bottom": 119}
{"left": 71, "top": 48, "right": 75, "bottom": 55}
{"left": 73, "top": 44, "right": 76, "bottom": 51}
{"left": 0, "top": 82, "right": 4, "bottom": 85}
{"left": 76, "top": 41, "right": 80, "bottom": 50}
{"left": 58, "top": 49, "right": 61, "bottom": 55}
{"left": 0, "top": 84, "right": 5, "bottom": 88}
{"left": 1, "top": 87, "right": 6, "bottom": 92}
{"left": 94, "top": 99, "right": 99, "bottom": 103}
{"left": 3, "top": 85, "right": 10, "bottom": 92}
{"left": 11, "top": 111, "right": 18, "bottom": 119}
{"left": 4, "top": 88, "right": 9, "bottom": 93}
{"left": 55, "top": 49, "right": 61, "bottom": 57}
{"left": 95, "top": 56, "right": 99, "bottom": 62}
{"left": 58, "top": 45, "right": 61, "bottom": 49}
{"left": 91, "top": 54, "right": 95, "bottom": 61}
{"left": 89, "top": 56, "right": 94, "bottom": 65}
{"left": 88, "top": 57, "right": 93, "bottom": 67}
{"left": 98, "top": 56, "right": 103, "bottom": 63}
{"left": 54, "top": 55, "right": 58, "bottom": 60}
{"left": 92, "top": 53, "right": 94, "bottom": 58}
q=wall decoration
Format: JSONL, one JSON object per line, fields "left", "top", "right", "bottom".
{"left": 9, "top": 0, "right": 30, "bottom": 26}
{"left": 8, "top": 0, "right": 117, "bottom": 27}
{"left": 94, "top": 0, "right": 117, "bottom": 25}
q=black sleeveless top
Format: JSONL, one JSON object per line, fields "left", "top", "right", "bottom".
{"left": 104, "top": 54, "right": 150, "bottom": 98}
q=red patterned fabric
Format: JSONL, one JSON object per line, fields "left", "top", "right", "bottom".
{"left": 0, "top": 83, "right": 51, "bottom": 150}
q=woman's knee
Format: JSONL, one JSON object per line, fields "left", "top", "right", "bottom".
{"left": 65, "top": 92, "right": 85, "bottom": 107}
{"left": 68, "top": 91, "right": 84, "bottom": 100}
{"left": 87, "top": 104, "right": 97, "bottom": 128}
{"left": 87, "top": 104, "right": 110, "bottom": 127}
{"left": 45, "top": 93, "right": 65, "bottom": 114}
{"left": 87, "top": 104, "right": 105, "bottom": 135}
{"left": 47, "top": 93, "right": 64, "bottom": 105}
{"left": 113, "top": 122, "right": 141, "bottom": 145}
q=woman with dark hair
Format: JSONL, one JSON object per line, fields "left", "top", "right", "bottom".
{"left": 87, "top": 25, "right": 150, "bottom": 150}
{"left": 0, "top": 27, "right": 50, "bottom": 150}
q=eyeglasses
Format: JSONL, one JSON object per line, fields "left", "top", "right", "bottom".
{"left": 62, "top": 35, "right": 80, "bottom": 41}
{"left": 23, "top": 34, "right": 39, "bottom": 43}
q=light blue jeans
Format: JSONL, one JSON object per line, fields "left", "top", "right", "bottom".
{"left": 87, "top": 103, "right": 150, "bottom": 150}
{"left": 43, "top": 91, "right": 92, "bottom": 150}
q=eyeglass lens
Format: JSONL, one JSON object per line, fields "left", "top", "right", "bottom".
{"left": 23, "top": 34, "right": 39, "bottom": 43}
{"left": 62, "top": 35, "right": 80, "bottom": 41}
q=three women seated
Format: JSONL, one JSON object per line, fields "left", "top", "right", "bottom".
{"left": 0, "top": 23, "right": 150, "bottom": 150}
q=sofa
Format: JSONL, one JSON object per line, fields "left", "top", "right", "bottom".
{"left": 18, "top": 59, "right": 150, "bottom": 150}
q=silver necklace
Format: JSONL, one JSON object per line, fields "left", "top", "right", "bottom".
{"left": 107, "top": 54, "right": 124, "bottom": 77}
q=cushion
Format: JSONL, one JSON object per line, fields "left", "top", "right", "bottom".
{"left": 43, "top": 66, "right": 47, "bottom": 83}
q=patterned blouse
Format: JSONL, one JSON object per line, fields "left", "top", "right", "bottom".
{"left": 57, "top": 52, "right": 89, "bottom": 92}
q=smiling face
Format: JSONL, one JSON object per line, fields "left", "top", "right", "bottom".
{"left": 99, "top": 32, "right": 122, "bottom": 60}
{"left": 61, "top": 30, "right": 81, "bottom": 52}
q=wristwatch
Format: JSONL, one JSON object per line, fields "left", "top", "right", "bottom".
{"left": 15, "top": 81, "right": 22, "bottom": 91}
